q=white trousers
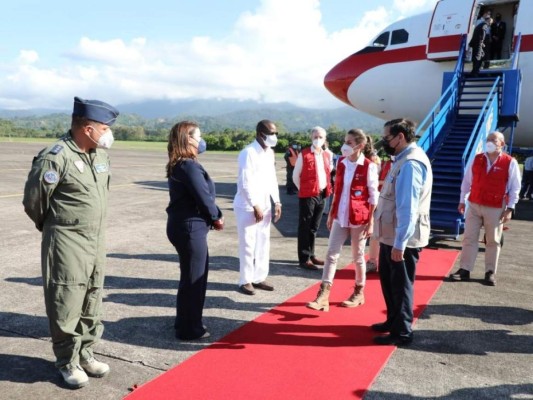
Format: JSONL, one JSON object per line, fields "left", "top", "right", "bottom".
{"left": 460, "top": 202, "right": 504, "bottom": 274}
{"left": 235, "top": 207, "right": 272, "bottom": 285}
{"left": 322, "top": 220, "right": 367, "bottom": 286}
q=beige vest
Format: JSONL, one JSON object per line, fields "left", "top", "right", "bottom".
{"left": 374, "top": 145, "right": 433, "bottom": 248}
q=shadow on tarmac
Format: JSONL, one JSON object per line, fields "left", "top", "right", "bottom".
{"left": 360, "top": 383, "right": 533, "bottom": 399}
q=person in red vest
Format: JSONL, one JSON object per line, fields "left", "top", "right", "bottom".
{"left": 307, "top": 128, "right": 378, "bottom": 311}
{"left": 293, "top": 126, "right": 333, "bottom": 270}
{"left": 450, "top": 131, "right": 521, "bottom": 286}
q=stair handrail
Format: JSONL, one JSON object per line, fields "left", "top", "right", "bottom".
{"left": 416, "top": 76, "right": 458, "bottom": 153}
{"left": 454, "top": 35, "right": 467, "bottom": 76}
{"left": 461, "top": 77, "right": 501, "bottom": 171}
{"left": 511, "top": 33, "right": 522, "bottom": 70}
{"left": 417, "top": 35, "right": 467, "bottom": 152}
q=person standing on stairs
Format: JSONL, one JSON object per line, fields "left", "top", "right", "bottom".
{"left": 306, "top": 128, "right": 378, "bottom": 312}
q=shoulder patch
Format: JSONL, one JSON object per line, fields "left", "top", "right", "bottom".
{"left": 43, "top": 170, "right": 59, "bottom": 184}
{"left": 48, "top": 144, "right": 64, "bottom": 155}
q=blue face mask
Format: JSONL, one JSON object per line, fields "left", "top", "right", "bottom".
{"left": 196, "top": 138, "right": 207, "bottom": 154}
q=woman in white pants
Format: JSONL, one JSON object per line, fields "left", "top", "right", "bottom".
{"left": 307, "top": 129, "right": 379, "bottom": 311}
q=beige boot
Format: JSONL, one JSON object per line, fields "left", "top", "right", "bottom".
{"left": 306, "top": 282, "right": 331, "bottom": 312}
{"left": 341, "top": 285, "right": 365, "bottom": 308}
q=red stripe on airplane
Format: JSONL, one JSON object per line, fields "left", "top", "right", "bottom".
{"left": 516, "top": 34, "right": 533, "bottom": 52}
{"left": 428, "top": 34, "right": 463, "bottom": 53}
{"left": 324, "top": 45, "right": 426, "bottom": 105}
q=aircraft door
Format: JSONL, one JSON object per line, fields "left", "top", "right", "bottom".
{"left": 427, "top": 0, "right": 476, "bottom": 60}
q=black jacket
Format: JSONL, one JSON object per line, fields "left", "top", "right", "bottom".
{"left": 166, "top": 159, "right": 221, "bottom": 225}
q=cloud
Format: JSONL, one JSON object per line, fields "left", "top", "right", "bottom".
{"left": 0, "top": 0, "right": 436, "bottom": 110}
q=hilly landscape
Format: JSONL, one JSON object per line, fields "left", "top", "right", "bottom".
{"left": 0, "top": 98, "right": 384, "bottom": 134}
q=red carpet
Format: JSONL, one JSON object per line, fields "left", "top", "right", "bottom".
{"left": 126, "top": 248, "right": 458, "bottom": 400}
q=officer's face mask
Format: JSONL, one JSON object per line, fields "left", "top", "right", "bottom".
{"left": 89, "top": 126, "right": 114, "bottom": 149}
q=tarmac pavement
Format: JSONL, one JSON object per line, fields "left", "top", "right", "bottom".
{"left": 0, "top": 140, "right": 532, "bottom": 399}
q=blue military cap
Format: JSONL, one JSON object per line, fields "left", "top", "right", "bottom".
{"left": 72, "top": 96, "right": 119, "bottom": 126}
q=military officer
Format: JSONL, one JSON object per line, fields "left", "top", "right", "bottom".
{"left": 23, "top": 97, "right": 119, "bottom": 389}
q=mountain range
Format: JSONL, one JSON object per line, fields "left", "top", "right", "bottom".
{"left": 0, "top": 98, "right": 384, "bottom": 133}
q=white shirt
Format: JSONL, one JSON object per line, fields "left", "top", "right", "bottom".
{"left": 336, "top": 154, "right": 379, "bottom": 228}
{"left": 292, "top": 145, "right": 330, "bottom": 190}
{"left": 460, "top": 152, "right": 522, "bottom": 207}
{"left": 233, "top": 140, "right": 280, "bottom": 211}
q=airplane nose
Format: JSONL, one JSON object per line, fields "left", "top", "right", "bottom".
{"left": 324, "top": 54, "right": 359, "bottom": 106}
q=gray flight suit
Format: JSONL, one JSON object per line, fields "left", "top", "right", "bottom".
{"left": 23, "top": 131, "right": 110, "bottom": 368}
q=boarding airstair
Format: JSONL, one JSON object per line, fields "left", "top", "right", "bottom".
{"left": 417, "top": 35, "right": 522, "bottom": 239}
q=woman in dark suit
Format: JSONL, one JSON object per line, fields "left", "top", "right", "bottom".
{"left": 166, "top": 121, "right": 224, "bottom": 340}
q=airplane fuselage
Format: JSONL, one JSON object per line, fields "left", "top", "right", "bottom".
{"left": 325, "top": 0, "right": 533, "bottom": 147}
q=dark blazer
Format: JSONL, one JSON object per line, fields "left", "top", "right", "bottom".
{"left": 469, "top": 22, "right": 489, "bottom": 60}
{"left": 491, "top": 20, "right": 506, "bottom": 41}
{"left": 166, "top": 159, "right": 222, "bottom": 225}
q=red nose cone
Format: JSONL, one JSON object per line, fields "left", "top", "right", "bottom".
{"left": 324, "top": 54, "right": 359, "bottom": 106}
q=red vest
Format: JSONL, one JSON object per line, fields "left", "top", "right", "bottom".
{"left": 378, "top": 160, "right": 392, "bottom": 191}
{"left": 469, "top": 153, "right": 511, "bottom": 208}
{"left": 298, "top": 147, "right": 332, "bottom": 198}
{"left": 330, "top": 157, "right": 371, "bottom": 225}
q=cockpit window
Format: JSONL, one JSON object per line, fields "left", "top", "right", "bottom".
{"left": 391, "top": 29, "right": 408, "bottom": 45}
{"left": 372, "top": 32, "right": 390, "bottom": 47}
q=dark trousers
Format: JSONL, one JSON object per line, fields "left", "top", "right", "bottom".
{"left": 519, "top": 170, "right": 533, "bottom": 199}
{"left": 298, "top": 194, "right": 325, "bottom": 263}
{"left": 378, "top": 243, "right": 420, "bottom": 339}
{"left": 286, "top": 166, "right": 296, "bottom": 194}
{"left": 169, "top": 219, "right": 209, "bottom": 340}
{"left": 472, "top": 57, "right": 483, "bottom": 75}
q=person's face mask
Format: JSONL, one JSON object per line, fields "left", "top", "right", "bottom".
{"left": 191, "top": 131, "right": 207, "bottom": 154}
{"left": 89, "top": 126, "right": 114, "bottom": 149}
{"left": 341, "top": 143, "right": 355, "bottom": 157}
{"left": 383, "top": 135, "right": 399, "bottom": 156}
{"left": 312, "top": 137, "right": 325, "bottom": 149}
{"left": 263, "top": 134, "right": 278, "bottom": 148}
{"left": 485, "top": 141, "right": 498, "bottom": 153}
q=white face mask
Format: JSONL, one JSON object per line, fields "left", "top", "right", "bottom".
{"left": 485, "top": 141, "right": 497, "bottom": 153}
{"left": 341, "top": 143, "right": 354, "bottom": 157}
{"left": 264, "top": 134, "right": 278, "bottom": 148}
{"left": 312, "top": 138, "right": 325, "bottom": 149}
{"left": 97, "top": 129, "right": 114, "bottom": 149}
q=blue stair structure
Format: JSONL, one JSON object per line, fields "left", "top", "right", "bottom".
{"left": 416, "top": 34, "right": 522, "bottom": 239}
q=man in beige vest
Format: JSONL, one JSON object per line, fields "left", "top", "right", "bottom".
{"left": 372, "top": 118, "right": 433, "bottom": 346}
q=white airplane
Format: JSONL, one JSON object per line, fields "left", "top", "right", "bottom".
{"left": 324, "top": 0, "right": 532, "bottom": 148}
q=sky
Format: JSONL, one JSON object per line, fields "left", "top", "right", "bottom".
{"left": 0, "top": 0, "right": 439, "bottom": 110}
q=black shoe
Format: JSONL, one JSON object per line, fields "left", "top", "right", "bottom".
{"left": 371, "top": 322, "right": 391, "bottom": 333}
{"left": 253, "top": 281, "right": 274, "bottom": 291}
{"left": 449, "top": 268, "right": 470, "bottom": 281}
{"left": 373, "top": 334, "right": 412, "bottom": 346}
{"left": 300, "top": 260, "right": 319, "bottom": 270}
{"left": 484, "top": 271, "right": 496, "bottom": 286}
{"left": 179, "top": 331, "right": 211, "bottom": 341}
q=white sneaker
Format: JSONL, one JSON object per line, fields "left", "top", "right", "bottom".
{"left": 80, "top": 357, "right": 110, "bottom": 378}
{"left": 366, "top": 260, "right": 378, "bottom": 273}
{"left": 59, "top": 364, "right": 89, "bottom": 389}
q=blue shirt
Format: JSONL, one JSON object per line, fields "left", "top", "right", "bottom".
{"left": 393, "top": 144, "right": 427, "bottom": 250}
